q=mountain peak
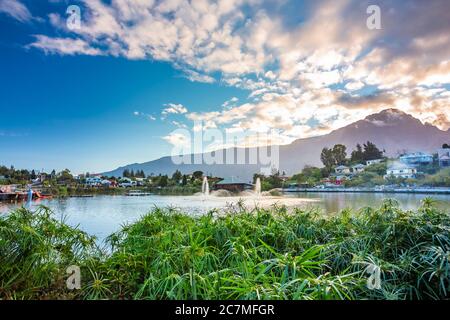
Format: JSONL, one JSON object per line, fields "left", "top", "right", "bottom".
{"left": 103, "top": 108, "right": 450, "bottom": 179}
{"left": 364, "top": 108, "right": 416, "bottom": 126}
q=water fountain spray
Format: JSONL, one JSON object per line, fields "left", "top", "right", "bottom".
{"left": 202, "top": 176, "right": 210, "bottom": 196}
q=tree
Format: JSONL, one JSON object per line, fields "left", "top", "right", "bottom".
{"left": 363, "top": 141, "right": 383, "bottom": 160}
{"left": 56, "top": 169, "right": 73, "bottom": 185}
{"left": 320, "top": 148, "right": 335, "bottom": 170}
{"left": 443, "top": 143, "right": 450, "bottom": 149}
{"left": 193, "top": 171, "right": 203, "bottom": 180}
{"left": 351, "top": 143, "right": 364, "bottom": 163}
{"left": 294, "top": 166, "right": 324, "bottom": 185}
{"left": 253, "top": 173, "right": 264, "bottom": 184}
{"left": 332, "top": 144, "right": 347, "bottom": 165}
{"left": 172, "top": 170, "right": 182, "bottom": 182}
{"left": 123, "top": 169, "right": 130, "bottom": 178}
{"left": 135, "top": 170, "right": 145, "bottom": 178}
{"left": 182, "top": 175, "right": 188, "bottom": 186}
{"left": 159, "top": 175, "right": 168, "bottom": 187}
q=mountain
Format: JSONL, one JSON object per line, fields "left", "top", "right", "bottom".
{"left": 103, "top": 109, "right": 450, "bottom": 179}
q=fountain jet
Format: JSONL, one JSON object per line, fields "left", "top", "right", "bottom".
{"left": 202, "top": 176, "right": 210, "bottom": 196}
{"left": 255, "top": 177, "right": 262, "bottom": 196}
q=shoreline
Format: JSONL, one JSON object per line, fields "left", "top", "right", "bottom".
{"left": 282, "top": 187, "right": 450, "bottom": 195}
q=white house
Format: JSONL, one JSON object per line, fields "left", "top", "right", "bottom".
{"left": 135, "top": 178, "right": 145, "bottom": 186}
{"left": 438, "top": 147, "right": 450, "bottom": 167}
{"left": 399, "top": 152, "right": 433, "bottom": 166}
{"left": 384, "top": 164, "right": 417, "bottom": 179}
{"left": 119, "top": 177, "right": 137, "bottom": 188}
{"left": 366, "top": 159, "right": 384, "bottom": 166}
{"left": 85, "top": 177, "right": 103, "bottom": 186}
{"left": 352, "top": 164, "right": 366, "bottom": 174}
{"left": 101, "top": 179, "right": 112, "bottom": 187}
{"left": 335, "top": 165, "right": 351, "bottom": 175}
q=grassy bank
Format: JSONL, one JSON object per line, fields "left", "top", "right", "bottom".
{"left": 33, "top": 186, "right": 200, "bottom": 198}
{"left": 0, "top": 199, "right": 449, "bottom": 300}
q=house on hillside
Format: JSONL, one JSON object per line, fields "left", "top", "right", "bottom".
{"left": 100, "top": 179, "right": 112, "bottom": 187}
{"left": 352, "top": 164, "right": 366, "bottom": 174}
{"left": 85, "top": 177, "right": 103, "bottom": 186}
{"left": 384, "top": 164, "right": 417, "bottom": 179}
{"left": 214, "top": 177, "right": 254, "bottom": 193}
{"left": 366, "top": 159, "right": 384, "bottom": 166}
{"left": 335, "top": 165, "right": 351, "bottom": 175}
{"left": 438, "top": 147, "right": 450, "bottom": 167}
{"left": 135, "top": 178, "right": 145, "bottom": 186}
{"left": 119, "top": 177, "right": 136, "bottom": 188}
{"left": 399, "top": 152, "right": 433, "bottom": 166}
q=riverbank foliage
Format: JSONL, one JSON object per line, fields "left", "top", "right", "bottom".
{"left": 1, "top": 199, "right": 449, "bottom": 300}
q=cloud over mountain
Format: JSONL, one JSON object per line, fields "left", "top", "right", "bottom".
{"left": 26, "top": 0, "right": 450, "bottom": 147}
{"left": 103, "top": 109, "right": 450, "bottom": 179}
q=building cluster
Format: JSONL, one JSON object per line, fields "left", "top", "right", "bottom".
{"left": 324, "top": 146, "right": 449, "bottom": 185}
{"left": 385, "top": 148, "right": 449, "bottom": 179}
{"left": 325, "top": 159, "right": 384, "bottom": 186}
{"left": 74, "top": 174, "right": 147, "bottom": 188}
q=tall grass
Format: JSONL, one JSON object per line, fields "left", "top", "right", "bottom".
{"left": 0, "top": 207, "right": 97, "bottom": 299}
{"left": 1, "top": 199, "right": 449, "bottom": 300}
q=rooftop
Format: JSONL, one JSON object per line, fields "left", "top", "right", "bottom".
{"left": 400, "top": 152, "right": 433, "bottom": 158}
{"left": 388, "top": 163, "right": 415, "bottom": 170}
{"left": 216, "top": 177, "right": 253, "bottom": 185}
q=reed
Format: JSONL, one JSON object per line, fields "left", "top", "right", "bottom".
{"left": 1, "top": 198, "right": 448, "bottom": 300}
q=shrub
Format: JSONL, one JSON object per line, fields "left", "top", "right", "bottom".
{"left": 1, "top": 200, "right": 449, "bottom": 300}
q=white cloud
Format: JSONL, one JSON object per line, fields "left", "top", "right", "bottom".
{"left": 222, "top": 96, "right": 239, "bottom": 108}
{"left": 171, "top": 120, "right": 188, "bottom": 129}
{"left": 27, "top": 0, "right": 450, "bottom": 142}
{"left": 162, "top": 103, "right": 188, "bottom": 115}
{"left": 182, "top": 69, "right": 216, "bottom": 84}
{"left": 345, "top": 81, "right": 365, "bottom": 91}
{"left": 133, "top": 111, "right": 156, "bottom": 121}
{"left": 29, "top": 35, "right": 103, "bottom": 56}
{"left": 162, "top": 131, "right": 191, "bottom": 148}
{"left": 0, "top": 0, "right": 32, "bottom": 22}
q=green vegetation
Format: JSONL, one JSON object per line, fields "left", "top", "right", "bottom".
{"left": 0, "top": 164, "right": 208, "bottom": 196}
{"left": 420, "top": 168, "right": 450, "bottom": 187}
{"left": 253, "top": 170, "right": 287, "bottom": 191}
{"left": 0, "top": 207, "right": 96, "bottom": 299}
{"left": 320, "top": 141, "right": 384, "bottom": 171}
{"left": 291, "top": 166, "right": 328, "bottom": 186}
{"left": 344, "top": 162, "right": 387, "bottom": 187}
{"left": 1, "top": 199, "right": 449, "bottom": 300}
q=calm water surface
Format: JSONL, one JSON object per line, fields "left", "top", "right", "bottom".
{"left": 1, "top": 193, "right": 449, "bottom": 242}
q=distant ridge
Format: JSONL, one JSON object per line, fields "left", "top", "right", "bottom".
{"left": 103, "top": 109, "right": 450, "bottom": 179}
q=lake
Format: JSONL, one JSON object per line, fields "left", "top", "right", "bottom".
{"left": 1, "top": 193, "right": 449, "bottom": 243}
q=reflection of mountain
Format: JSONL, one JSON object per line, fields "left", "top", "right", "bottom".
{"left": 103, "top": 109, "right": 450, "bottom": 179}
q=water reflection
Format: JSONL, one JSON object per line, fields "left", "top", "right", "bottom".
{"left": 1, "top": 193, "right": 449, "bottom": 243}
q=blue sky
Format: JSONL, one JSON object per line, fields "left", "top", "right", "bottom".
{"left": 0, "top": 1, "right": 248, "bottom": 173}
{"left": 1, "top": 0, "right": 449, "bottom": 174}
